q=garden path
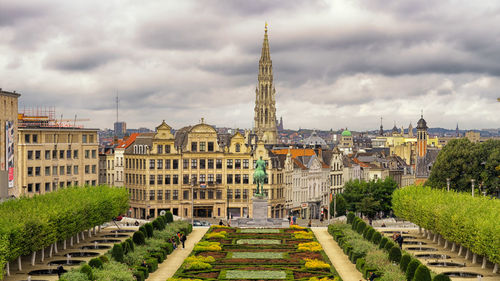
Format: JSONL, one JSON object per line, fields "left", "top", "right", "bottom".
{"left": 312, "top": 227, "right": 364, "bottom": 281}
{"left": 148, "top": 227, "right": 209, "bottom": 281}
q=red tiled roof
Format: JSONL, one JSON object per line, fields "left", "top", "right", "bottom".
{"left": 116, "top": 133, "right": 140, "bottom": 149}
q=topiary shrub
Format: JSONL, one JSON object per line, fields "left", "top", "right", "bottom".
{"left": 371, "top": 232, "right": 382, "bottom": 245}
{"left": 152, "top": 220, "right": 160, "bottom": 230}
{"left": 412, "top": 264, "right": 431, "bottom": 281}
{"left": 89, "top": 257, "right": 103, "bottom": 269}
{"left": 347, "top": 212, "right": 355, "bottom": 224}
{"left": 385, "top": 241, "right": 396, "bottom": 252}
{"left": 133, "top": 270, "right": 145, "bottom": 281}
{"left": 400, "top": 253, "right": 412, "bottom": 272}
{"left": 80, "top": 264, "right": 93, "bottom": 280}
{"left": 145, "top": 223, "right": 154, "bottom": 238}
{"left": 133, "top": 231, "right": 146, "bottom": 245}
{"left": 99, "top": 255, "right": 109, "bottom": 263}
{"left": 126, "top": 238, "right": 135, "bottom": 251}
{"left": 139, "top": 226, "right": 147, "bottom": 237}
{"left": 111, "top": 243, "right": 124, "bottom": 262}
{"left": 352, "top": 218, "right": 359, "bottom": 230}
{"left": 379, "top": 236, "right": 389, "bottom": 249}
{"left": 389, "top": 245, "right": 402, "bottom": 263}
{"left": 405, "top": 259, "right": 421, "bottom": 281}
{"left": 356, "top": 221, "right": 366, "bottom": 234}
{"left": 362, "top": 227, "right": 370, "bottom": 239}
{"left": 166, "top": 211, "right": 174, "bottom": 223}
{"left": 432, "top": 274, "right": 452, "bottom": 281}
{"left": 366, "top": 228, "right": 375, "bottom": 241}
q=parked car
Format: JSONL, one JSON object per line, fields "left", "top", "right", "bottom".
{"left": 192, "top": 220, "right": 202, "bottom": 226}
{"left": 201, "top": 221, "right": 211, "bottom": 226}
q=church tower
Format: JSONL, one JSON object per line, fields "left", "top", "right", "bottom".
{"left": 253, "top": 23, "right": 278, "bottom": 144}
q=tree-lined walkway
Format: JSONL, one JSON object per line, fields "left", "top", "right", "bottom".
{"left": 148, "top": 227, "right": 209, "bottom": 281}
{"left": 312, "top": 227, "right": 364, "bottom": 281}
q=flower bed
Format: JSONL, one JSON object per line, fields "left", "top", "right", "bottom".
{"left": 171, "top": 226, "right": 343, "bottom": 281}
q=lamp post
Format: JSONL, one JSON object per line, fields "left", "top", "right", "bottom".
{"left": 227, "top": 186, "right": 230, "bottom": 222}
{"left": 191, "top": 181, "right": 194, "bottom": 225}
{"left": 471, "top": 179, "right": 475, "bottom": 197}
{"left": 446, "top": 178, "right": 450, "bottom": 192}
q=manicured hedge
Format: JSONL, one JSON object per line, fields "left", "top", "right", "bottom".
{"left": 393, "top": 186, "right": 500, "bottom": 264}
{"left": 412, "top": 264, "right": 431, "bottom": 281}
{"left": 0, "top": 186, "right": 128, "bottom": 278}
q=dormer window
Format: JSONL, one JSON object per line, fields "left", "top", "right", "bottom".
{"left": 235, "top": 143, "right": 241, "bottom": 152}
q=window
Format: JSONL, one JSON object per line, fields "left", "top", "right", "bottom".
{"left": 59, "top": 165, "right": 65, "bottom": 175}
{"left": 89, "top": 134, "right": 94, "bottom": 143}
{"left": 52, "top": 150, "right": 57, "bottom": 159}
{"left": 45, "top": 166, "right": 50, "bottom": 176}
{"left": 85, "top": 150, "right": 90, "bottom": 159}
{"left": 32, "top": 134, "right": 38, "bottom": 143}
{"left": 235, "top": 159, "right": 241, "bottom": 169}
{"left": 35, "top": 150, "right": 41, "bottom": 160}
{"left": 191, "top": 159, "right": 197, "bottom": 169}
{"left": 59, "top": 150, "right": 64, "bottom": 159}
{"left": 157, "top": 145, "right": 163, "bottom": 154}
{"left": 91, "top": 165, "right": 96, "bottom": 174}
{"left": 157, "top": 175, "right": 163, "bottom": 185}
{"left": 27, "top": 183, "right": 33, "bottom": 192}
{"left": 85, "top": 165, "right": 90, "bottom": 174}
{"left": 208, "top": 189, "right": 214, "bottom": 199}
{"left": 165, "top": 159, "right": 171, "bottom": 169}
{"left": 227, "top": 159, "right": 233, "bottom": 169}
{"left": 227, "top": 189, "right": 233, "bottom": 199}
{"left": 165, "top": 190, "right": 171, "bottom": 200}
{"left": 183, "top": 159, "right": 189, "bottom": 169}
{"left": 235, "top": 174, "right": 241, "bottom": 184}
{"left": 165, "top": 145, "right": 171, "bottom": 153}
{"left": 67, "top": 165, "right": 72, "bottom": 175}
{"left": 82, "top": 134, "right": 87, "bottom": 143}
{"left": 157, "top": 159, "right": 163, "bottom": 169}
{"left": 235, "top": 189, "right": 241, "bottom": 199}
{"left": 208, "top": 159, "right": 214, "bottom": 169}
{"left": 216, "top": 159, "right": 222, "bottom": 169}
{"left": 92, "top": 150, "right": 96, "bottom": 158}
{"left": 149, "top": 159, "right": 155, "bottom": 169}
{"left": 45, "top": 150, "right": 51, "bottom": 160}
{"left": 243, "top": 189, "right": 248, "bottom": 199}
{"left": 243, "top": 159, "right": 249, "bottom": 169}
{"left": 73, "top": 150, "right": 78, "bottom": 159}
{"left": 183, "top": 190, "right": 189, "bottom": 200}
{"left": 200, "top": 159, "right": 206, "bottom": 169}
{"left": 173, "top": 190, "right": 178, "bottom": 200}
{"left": 243, "top": 174, "right": 249, "bottom": 184}
{"left": 150, "top": 175, "right": 155, "bottom": 185}
{"left": 27, "top": 167, "right": 33, "bottom": 176}
{"left": 28, "top": 151, "right": 33, "bottom": 160}
{"left": 216, "top": 190, "right": 222, "bottom": 199}
{"left": 157, "top": 190, "right": 163, "bottom": 200}
{"left": 150, "top": 190, "right": 155, "bottom": 200}
{"left": 74, "top": 166, "right": 79, "bottom": 175}
{"left": 60, "top": 182, "right": 64, "bottom": 188}
{"left": 173, "top": 175, "right": 179, "bottom": 185}
{"left": 45, "top": 183, "right": 51, "bottom": 192}
{"left": 53, "top": 166, "right": 58, "bottom": 176}
{"left": 66, "top": 150, "right": 72, "bottom": 159}
{"left": 165, "top": 175, "right": 171, "bottom": 184}
{"left": 208, "top": 142, "right": 214, "bottom": 151}
{"left": 25, "top": 134, "right": 30, "bottom": 143}
{"left": 191, "top": 142, "right": 197, "bottom": 152}
{"left": 183, "top": 174, "right": 189, "bottom": 185}
{"left": 235, "top": 143, "right": 240, "bottom": 152}
{"left": 199, "top": 189, "right": 205, "bottom": 199}
{"left": 208, "top": 174, "right": 214, "bottom": 184}
{"left": 191, "top": 174, "right": 197, "bottom": 185}
{"left": 227, "top": 174, "right": 233, "bottom": 184}
{"left": 216, "top": 174, "right": 222, "bottom": 184}
{"left": 199, "top": 174, "right": 206, "bottom": 184}
{"left": 199, "top": 142, "right": 206, "bottom": 152}
{"left": 173, "top": 159, "right": 178, "bottom": 169}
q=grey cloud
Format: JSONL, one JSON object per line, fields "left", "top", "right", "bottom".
{"left": 0, "top": 1, "right": 52, "bottom": 26}
{"left": 46, "top": 49, "right": 121, "bottom": 71}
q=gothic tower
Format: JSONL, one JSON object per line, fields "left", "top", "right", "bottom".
{"left": 253, "top": 23, "right": 278, "bottom": 144}
{"left": 415, "top": 113, "right": 429, "bottom": 181}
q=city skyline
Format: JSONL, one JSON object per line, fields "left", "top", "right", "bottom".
{"left": 2, "top": 0, "right": 500, "bottom": 131}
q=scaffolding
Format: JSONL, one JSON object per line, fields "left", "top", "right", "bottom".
{"left": 18, "top": 106, "right": 89, "bottom": 128}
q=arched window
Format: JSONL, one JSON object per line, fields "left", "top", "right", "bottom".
{"left": 265, "top": 85, "right": 268, "bottom": 100}
{"left": 265, "top": 109, "right": 268, "bottom": 124}
{"left": 139, "top": 145, "right": 143, "bottom": 154}
{"left": 133, "top": 145, "right": 137, "bottom": 154}
{"left": 236, "top": 143, "right": 240, "bottom": 152}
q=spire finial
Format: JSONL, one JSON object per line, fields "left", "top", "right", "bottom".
{"left": 265, "top": 22, "right": 268, "bottom": 33}
{"left": 421, "top": 109, "right": 423, "bottom": 118}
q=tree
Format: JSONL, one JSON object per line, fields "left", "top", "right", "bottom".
{"left": 330, "top": 194, "right": 347, "bottom": 217}
{"left": 356, "top": 197, "right": 380, "bottom": 219}
{"left": 342, "top": 178, "right": 398, "bottom": 216}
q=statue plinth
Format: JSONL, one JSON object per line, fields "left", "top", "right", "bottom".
{"left": 233, "top": 196, "right": 288, "bottom": 228}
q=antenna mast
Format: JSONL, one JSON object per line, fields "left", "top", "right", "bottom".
{"left": 116, "top": 94, "right": 119, "bottom": 124}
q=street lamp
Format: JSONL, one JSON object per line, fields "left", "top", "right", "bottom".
{"left": 191, "top": 181, "right": 194, "bottom": 225}
{"left": 471, "top": 179, "right": 475, "bottom": 197}
{"left": 446, "top": 178, "right": 450, "bottom": 192}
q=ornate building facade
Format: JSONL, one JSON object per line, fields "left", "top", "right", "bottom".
{"left": 253, "top": 23, "right": 278, "bottom": 144}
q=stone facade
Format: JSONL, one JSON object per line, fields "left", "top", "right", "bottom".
{"left": 0, "top": 90, "right": 20, "bottom": 199}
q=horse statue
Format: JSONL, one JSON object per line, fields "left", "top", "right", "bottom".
{"left": 253, "top": 156, "right": 268, "bottom": 196}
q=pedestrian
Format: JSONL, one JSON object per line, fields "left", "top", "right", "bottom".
{"left": 134, "top": 220, "right": 139, "bottom": 226}
{"left": 228, "top": 218, "right": 231, "bottom": 227}
{"left": 219, "top": 219, "right": 224, "bottom": 226}
{"left": 288, "top": 216, "right": 291, "bottom": 225}
{"left": 396, "top": 234, "right": 404, "bottom": 249}
{"left": 57, "top": 265, "right": 64, "bottom": 279}
{"left": 181, "top": 233, "right": 186, "bottom": 248}
{"left": 369, "top": 271, "right": 379, "bottom": 281}
{"left": 308, "top": 219, "right": 312, "bottom": 227}
{"left": 292, "top": 215, "right": 297, "bottom": 225}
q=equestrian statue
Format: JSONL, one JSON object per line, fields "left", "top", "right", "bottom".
{"left": 253, "top": 156, "right": 268, "bottom": 197}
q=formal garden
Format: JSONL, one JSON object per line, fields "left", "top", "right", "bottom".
{"left": 169, "top": 225, "right": 342, "bottom": 281}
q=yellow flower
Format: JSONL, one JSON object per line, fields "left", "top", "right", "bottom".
{"left": 194, "top": 241, "right": 222, "bottom": 251}
{"left": 210, "top": 225, "right": 230, "bottom": 228}
{"left": 206, "top": 231, "right": 227, "bottom": 239}
{"left": 184, "top": 255, "right": 216, "bottom": 263}
{"left": 293, "top": 231, "right": 314, "bottom": 240}
{"left": 304, "top": 258, "right": 330, "bottom": 270}
{"left": 297, "top": 242, "right": 322, "bottom": 252}
{"left": 290, "top": 225, "right": 306, "bottom": 230}
{"left": 309, "top": 277, "right": 339, "bottom": 281}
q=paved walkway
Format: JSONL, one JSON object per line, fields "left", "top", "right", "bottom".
{"left": 312, "top": 227, "right": 364, "bottom": 281}
{"left": 148, "top": 227, "right": 209, "bottom": 281}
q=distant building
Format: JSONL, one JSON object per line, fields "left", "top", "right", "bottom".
{"left": 114, "top": 121, "right": 126, "bottom": 137}
{"left": 415, "top": 114, "right": 439, "bottom": 185}
{"left": 465, "top": 131, "right": 480, "bottom": 143}
{"left": 0, "top": 89, "right": 20, "bottom": 199}
{"left": 338, "top": 129, "right": 353, "bottom": 154}
{"left": 276, "top": 116, "right": 284, "bottom": 132}
{"left": 303, "top": 131, "right": 327, "bottom": 147}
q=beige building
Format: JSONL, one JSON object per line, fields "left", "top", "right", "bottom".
{"left": 17, "top": 127, "right": 99, "bottom": 196}
{"left": 0, "top": 89, "right": 20, "bottom": 199}
{"left": 99, "top": 147, "right": 115, "bottom": 186}
{"left": 125, "top": 120, "right": 286, "bottom": 220}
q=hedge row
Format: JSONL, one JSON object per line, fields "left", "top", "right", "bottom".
{"left": 392, "top": 186, "right": 500, "bottom": 264}
{"left": 0, "top": 186, "right": 129, "bottom": 279}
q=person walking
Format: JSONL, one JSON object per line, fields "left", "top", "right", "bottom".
{"left": 308, "top": 219, "right": 312, "bottom": 227}
{"left": 180, "top": 233, "right": 186, "bottom": 249}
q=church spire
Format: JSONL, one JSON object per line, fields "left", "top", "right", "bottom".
{"left": 253, "top": 23, "right": 277, "bottom": 144}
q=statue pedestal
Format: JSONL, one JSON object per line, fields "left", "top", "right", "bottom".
{"left": 234, "top": 196, "right": 288, "bottom": 228}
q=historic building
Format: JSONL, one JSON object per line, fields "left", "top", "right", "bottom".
{"left": 17, "top": 122, "right": 99, "bottom": 196}
{"left": 415, "top": 114, "right": 439, "bottom": 185}
{"left": 0, "top": 89, "right": 20, "bottom": 199}
{"left": 124, "top": 119, "right": 286, "bottom": 220}
{"left": 338, "top": 129, "right": 353, "bottom": 154}
{"left": 253, "top": 23, "right": 278, "bottom": 144}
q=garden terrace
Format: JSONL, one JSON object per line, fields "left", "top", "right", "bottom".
{"left": 171, "top": 226, "right": 342, "bottom": 281}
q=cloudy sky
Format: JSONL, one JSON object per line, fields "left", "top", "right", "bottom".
{"left": 1, "top": 0, "right": 500, "bottom": 131}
